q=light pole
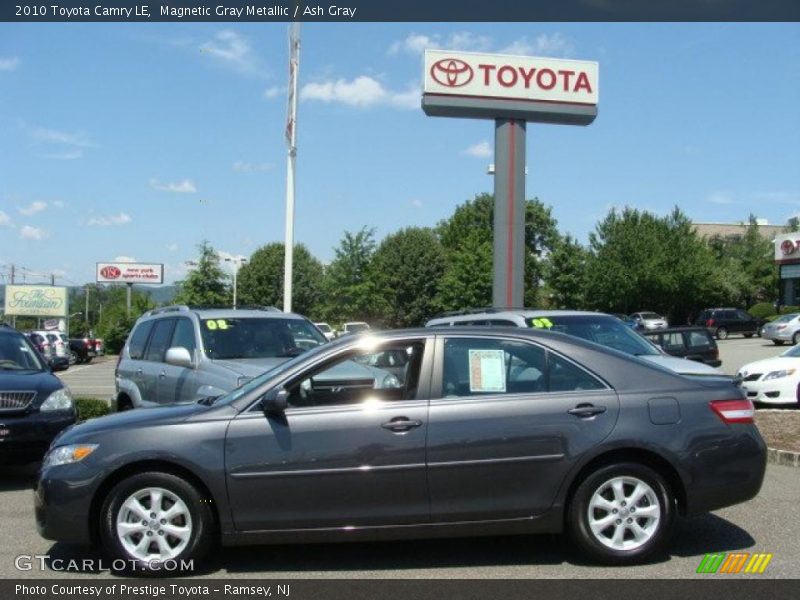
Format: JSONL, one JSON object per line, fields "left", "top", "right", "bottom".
{"left": 224, "top": 257, "right": 248, "bottom": 308}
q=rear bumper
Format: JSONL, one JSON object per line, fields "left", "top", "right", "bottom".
{"left": 0, "top": 411, "right": 76, "bottom": 465}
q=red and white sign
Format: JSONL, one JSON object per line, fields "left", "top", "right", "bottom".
{"left": 96, "top": 262, "right": 163, "bottom": 284}
{"left": 424, "top": 49, "right": 599, "bottom": 106}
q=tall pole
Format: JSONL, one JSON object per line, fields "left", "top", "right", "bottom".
{"left": 232, "top": 264, "right": 238, "bottom": 308}
{"left": 492, "top": 118, "right": 527, "bottom": 309}
{"left": 126, "top": 283, "right": 132, "bottom": 319}
{"left": 283, "top": 22, "right": 300, "bottom": 313}
{"left": 85, "top": 285, "right": 89, "bottom": 327}
{"left": 10, "top": 264, "right": 15, "bottom": 328}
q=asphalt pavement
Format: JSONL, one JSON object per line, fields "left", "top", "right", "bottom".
{"left": 55, "top": 356, "right": 116, "bottom": 403}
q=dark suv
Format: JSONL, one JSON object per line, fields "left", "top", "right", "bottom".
{"left": 694, "top": 308, "right": 766, "bottom": 340}
{"left": 0, "top": 324, "right": 76, "bottom": 464}
{"left": 641, "top": 327, "right": 721, "bottom": 367}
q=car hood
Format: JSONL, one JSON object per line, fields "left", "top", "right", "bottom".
{"left": 55, "top": 402, "right": 205, "bottom": 445}
{"left": 212, "top": 357, "right": 288, "bottom": 377}
{"left": 738, "top": 356, "right": 800, "bottom": 376}
{"left": 640, "top": 354, "right": 722, "bottom": 375}
{"left": 0, "top": 369, "right": 63, "bottom": 395}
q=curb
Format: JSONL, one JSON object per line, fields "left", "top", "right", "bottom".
{"left": 767, "top": 447, "right": 800, "bottom": 467}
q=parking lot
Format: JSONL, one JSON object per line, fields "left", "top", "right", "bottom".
{"left": 0, "top": 335, "right": 791, "bottom": 578}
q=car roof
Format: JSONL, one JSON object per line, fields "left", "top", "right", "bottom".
{"left": 428, "top": 309, "right": 615, "bottom": 322}
{"left": 139, "top": 305, "right": 309, "bottom": 322}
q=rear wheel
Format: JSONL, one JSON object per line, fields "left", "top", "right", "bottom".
{"left": 715, "top": 327, "right": 728, "bottom": 340}
{"left": 744, "top": 333, "right": 754, "bottom": 339}
{"left": 100, "top": 472, "right": 214, "bottom": 573}
{"left": 568, "top": 463, "right": 675, "bottom": 565}
{"left": 68, "top": 351, "right": 78, "bottom": 365}
{"left": 773, "top": 340, "right": 785, "bottom": 346}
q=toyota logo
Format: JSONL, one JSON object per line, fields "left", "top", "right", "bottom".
{"left": 430, "top": 58, "right": 474, "bottom": 88}
{"left": 781, "top": 240, "right": 796, "bottom": 256}
{"left": 100, "top": 265, "right": 121, "bottom": 279}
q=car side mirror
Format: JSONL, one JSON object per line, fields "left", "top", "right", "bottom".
{"left": 165, "top": 347, "right": 193, "bottom": 368}
{"left": 261, "top": 388, "right": 289, "bottom": 415}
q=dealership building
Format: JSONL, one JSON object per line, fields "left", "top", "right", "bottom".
{"left": 774, "top": 232, "right": 800, "bottom": 307}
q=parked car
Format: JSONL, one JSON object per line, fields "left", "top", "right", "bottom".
{"left": 0, "top": 324, "right": 76, "bottom": 464}
{"left": 35, "top": 326, "right": 765, "bottom": 572}
{"left": 68, "top": 337, "right": 96, "bottom": 365}
{"left": 25, "top": 332, "right": 53, "bottom": 359}
{"left": 341, "top": 321, "right": 371, "bottom": 336}
{"left": 630, "top": 312, "right": 669, "bottom": 331}
{"left": 43, "top": 332, "right": 69, "bottom": 359}
{"left": 640, "top": 327, "right": 721, "bottom": 367}
{"left": 759, "top": 313, "right": 800, "bottom": 346}
{"left": 114, "top": 305, "right": 331, "bottom": 410}
{"left": 737, "top": 343, "right": 800, "bottom": 406}
{"left": 693, "top": 308, "right": 767, "bottom": 340}
{"left": 425, "top": 309, "right": 722, "bottom": 377}
{"left": 314, "top": 322, "right": 336, "bottom": 341}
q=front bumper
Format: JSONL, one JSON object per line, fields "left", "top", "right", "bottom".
{"left": 739, "top": 379, "right": 797, "bottom": 405}
{"left": 35, "top": 461, "right": 98, "bottom": 545}
{"left": 0, "top": 411, "right": 76, "bottom": 465}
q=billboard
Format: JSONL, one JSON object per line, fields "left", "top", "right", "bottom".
{"left": 422, "top": 49, "right": 598, "bottom": 125}
{"left": 96, "top": 262, "right": 164, "bottom": 284}
{"left": 774, "top": 233, "right": 800, "bottom": 264}
{"left": 3, "top": 285, "right": 68, "bottom": 317}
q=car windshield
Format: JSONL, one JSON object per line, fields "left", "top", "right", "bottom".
{"left": 213, "top": 341, "right": 334, "bottom": 405}
{"left": 346, "top": 323, "right": 370, "bottom": 333}
{"left": 199, "top": 318, "right": 327, "bottom": 360}
{"left": 774, "top": 314, "right": 798, "bottom": 323}
{"left": 640, "top": 312, "right": 661, "bottom": 319}
{"left": 316, "top": 323, "right": 332, "bottom": 333}
{"left": 526, "top": 315, "right": 660, "bottom": 356}
{"left": 0, "top": 330, "right": 46, "bottom": 372}
{"left": 782, "top": 344, "right": 800, "bottom": 358}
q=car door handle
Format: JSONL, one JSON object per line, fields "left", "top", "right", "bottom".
{"left": 136, "top": 368, "right": 143, "bottom": 375}
{"left": 568, "top": 404, "right": 607, "bottom": 418}
{"left": 158, "top": 371, "right": 167, "bottom": 378}
{"left": 381, "top": 417, "right": 423, "bottom": 432}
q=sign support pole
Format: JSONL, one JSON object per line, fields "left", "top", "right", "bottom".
{"left": 492, "top": 118, "right": 526, "bottom": 309}
{"left": 126, "top": 283, "right": 132, "bottom": 320}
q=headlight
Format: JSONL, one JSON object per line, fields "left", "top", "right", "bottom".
{"left": 42, "top": 444, "right": 98, "bottom": 468}
{"left": 381, "top": 374, "right": 401, "bottom": 389}
{"left": 40, "top": 388, "right": 74, "bottom": 412}
{"left": 763, "top": 369, "right": 796, "bottom": 381}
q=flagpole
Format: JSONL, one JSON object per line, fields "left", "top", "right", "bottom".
{"left": 283, "top": 22, "right": 300, "bottom": 313}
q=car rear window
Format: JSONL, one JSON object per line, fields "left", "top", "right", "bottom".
{"left": 686, "top": 330, "right": 714, "bottom": 348}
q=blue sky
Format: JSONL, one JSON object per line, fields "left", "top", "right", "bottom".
{"left": 1, "top": 23, "right": 799, "bottom": 286}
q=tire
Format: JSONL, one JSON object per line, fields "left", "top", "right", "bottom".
{"left": 773, "top": 340, "right": 785, "bottom": 346}
{"left": 84, "top": 356, "right": 93, "bottom": 364}
{"left": 100, "top": 472, "right": 214, "bottom": 573}
{"left": 744, "top": 333, "right": 754, "bottom": 339}
{"left": 793, "top": 333, "right": 800, "bottom": 346}
{"left": 68, "top": 351, "right": 78, "bottom": 366}
{"left": 715, "top": 327, "right": 728, "bottom": 340}
{"left": 568, "top": 462, "right": 675, "bottom": 565}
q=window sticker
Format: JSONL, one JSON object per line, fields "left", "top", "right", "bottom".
{"left": 205, "top": 319, "right": 229, "bottom": 330}
{"left": 468, "top": 349, "right": 506, "bottom": 393}
{"left": 206, "top": 320, "right": 217, "bottom": 330}
{"left": 530, "top": 318, "right": 553, "bottom": 329}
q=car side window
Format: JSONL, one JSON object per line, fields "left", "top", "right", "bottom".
{"left": 144, "top": 319, "right": 175, "bottom": 362}
{"left": 170, "top": 318, "right": 197, "bottom": 354}
{"left": 442, "top": 337, "right": 546, "bottom": 397}
{"left": 128, "top": 321, "right": 154, "bottom": 360}
{"left": 286, "top": 341, "right": 426, "bottom": 408}
{"left": 548, "top": 354, "right": 606, "bottom": 392}
{"left": 736, "top": 310, "right": 752, "bottom": 321}
{"left": 662, "top": 332, "right": 684, "bottom": 351}
{"left": 686, "top": 330, "right": 713, "bottom": 348}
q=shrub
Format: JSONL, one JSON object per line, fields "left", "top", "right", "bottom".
{"left": 748, "top": 302, "right": 776, "bottom": 319}
{"left": 780, "top": 305, "right": 800, "bottom": 315}
{"left": 75, "top": 397, "right": 112, "bottom": 421}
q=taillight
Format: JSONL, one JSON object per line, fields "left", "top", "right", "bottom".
{"left": 706, "top": 319, "right": 714, "bottom": 327}
{"left": 710, "top": 399, "right": 755, "bottom": 424}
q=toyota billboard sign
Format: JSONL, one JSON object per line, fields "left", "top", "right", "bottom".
{"left": 422, "top": 49, "right": 598, "bottom": 125}
{"left": 96, "top": 262, "right": 164, "bottom": 284}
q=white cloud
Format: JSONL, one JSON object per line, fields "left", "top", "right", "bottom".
{"left": 263, "top": 85, "right": 286, "bottom": 99}
{"left": 301, "top": 76, "right": 419, "bottom": 110}
{"left": 20, "top": 225, "right": 46, "bottom": 240}
{"left": 166, "top": 243, "right": 178, "bottom": 251}
{"left": 706, "top": 192, "right": 733, "bottom": 205}
{"left": 40, "top": 150, "right": 83, "bottom": 160}
{"left": 114, "top": 256, "right": 136, "bottom": 263}
{"left": 0, "top": 210, "right": 10, "bottom": 226}
{"left": 200, "top": 30, "right": 264, "bottom": 77}
{"left": 410, "top": 198, "right": 424, "bottom": 208}
{"left": 499, "top": 33, "right": 574, "bottom": 58}
{"left": 389, "top": 32, "right": 492, "bottom": 55}
{"left": 463, "top": 141, "right": 492, "bottom": 159}
{"left": 233, "top": 161, "right": 274, "bottom": 173}
{"left": 0, "top": 57, "right": 20, "bottom": 71}
{"left": 149, "top": 178, "right": 197, "bottom": 194}
{"left": 31, "top": 127, "right": 96, "bottom": 148}
{"left": 17, "top": 201, "right": 47, "bottom": 216}
{"left": 86, "top": 213, "right": 132, "bottom": 226}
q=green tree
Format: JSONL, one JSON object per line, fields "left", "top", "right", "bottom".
{"left": 173, "top": 241, "right": 230, "bottom": 307}
{"left": 369, "top": 227, "right": 446, "bottom": 327}
{"left": 320, "top": 227, "right": 382, "bottom": 323}
{"left": 544, "top": 234, "right": 590, "bottom": 309}
{"left": 436, "top": 193, "right": 559, "bottom": 309}
{"left": 237, "top": 243, "right": 324, "bottom": 317}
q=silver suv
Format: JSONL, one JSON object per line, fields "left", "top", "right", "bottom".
{"left": 425, "top": 309, "right": 722, "bottom": 377}
{"left": 115, "top": 306, "right": 330, "bottom": 410}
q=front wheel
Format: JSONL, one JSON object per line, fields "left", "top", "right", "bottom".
{"left": 715, "top": 327, "right": 728, "bottom": 340}
{"left": 773, "top": 340, "right": 785, "bottom": 346}
{"left": 68, "top": 351, "right": 78, "bottom": 366}
{"left": 100, "top": 472, "right": 214, "bottom": 573}
{"left": 568, "top": 463, "right": 675, "bottom": 565}
{"left": 744, "top": 333, "right": 754, "bottom": 339}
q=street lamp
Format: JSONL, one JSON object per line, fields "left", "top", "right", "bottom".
{"left": 224, "top": 257, "right": 248, "bottom": 308}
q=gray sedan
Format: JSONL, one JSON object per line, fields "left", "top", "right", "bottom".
{"left": 760, "top": 313, "right": 800, "bottom": 346}
{"left": 35, "top": 327, "right": 765, "bottom": 572}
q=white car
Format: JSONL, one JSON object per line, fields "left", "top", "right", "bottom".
{"left": 737, "top": 345, "right": 800, "bottom": 406}
{"left": 760, "top": 313, "right": 800, "bottom": 346}
{"left": 630, "top": 312, "right": 669, "bottom": 331}
{"left": 314, "top": 322, "right": 336, "bottom": 341}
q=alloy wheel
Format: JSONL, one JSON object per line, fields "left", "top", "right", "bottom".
{"left": 587, "top": 476, "right": 661, "bottom": 551}
{"left": 115, "top": 487, "right": 192, "bottom": 561}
